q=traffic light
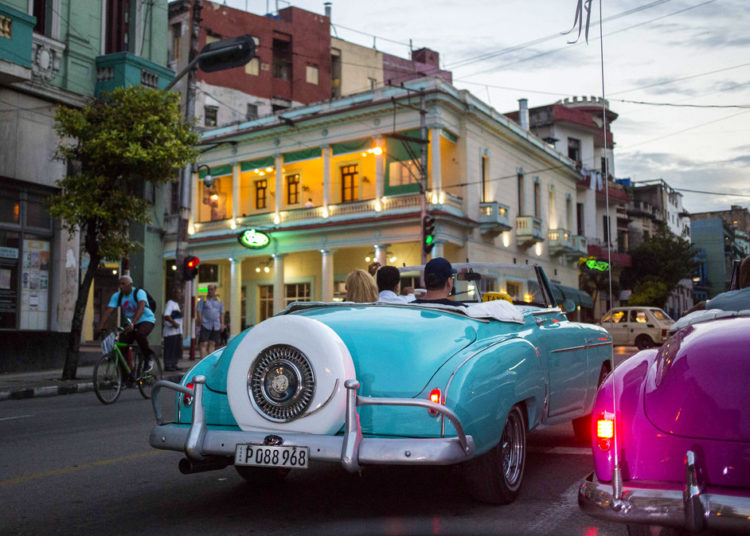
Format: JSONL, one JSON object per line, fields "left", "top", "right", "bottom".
{"left": 422, "top": 214, "right": 436, "bottom": 254}
{"left": 183, "top": 255, "right": 200, "bottom": 281}
{"left": 198, "top": 35, "right": 256, "bottom": 73}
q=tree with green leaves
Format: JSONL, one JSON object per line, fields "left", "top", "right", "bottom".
{"left": 50, "top": 86, "right": 197, "bottom": 380}
{"left": 620, "top": 224, "right": 697, "bottom": 309}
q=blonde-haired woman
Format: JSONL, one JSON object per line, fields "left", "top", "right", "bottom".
{"left": 345, "top": 269, "right": 379, "bottom": 302}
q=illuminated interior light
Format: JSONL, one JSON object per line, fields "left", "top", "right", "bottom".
{"left": 361, "top": 152, "right": 368, "bottom": 157}
{"left": 374, "top": 199, "right": 382, "bottom": 212}
{"left": 112, "top": 269, "right": 118, "bottom": 275}
{"left": 229, "top": 220, "right": 237, "bottom": 230}
{"left": 523, "top": 293, "right": 532, "bottom": 303}
{"left": 389, "top": 256, "right": 397, "bottom": 263}
{"left": 535, "top": 243, "right": 542, "bottom": 256}
{"left": 365, "top": 256, "right": 372, "bottom": 262}
{"left": 188, "top": 224, "right": 196, "bottom": 235}
{"left": 322, "top": 206, "right": 329, "bottom": 218}
{"left": 264, "top": 266, "right": 270, "bottom": 273}
{"left": 502, "top": 233, "right": 510, "bottom": 248}
{"left": 273, "top": 213, "right": 281, "bottom": 225}
{"left": 210, "top": 193, "right": 219, "bottom": 201}
{"left": 439, "top": 191, "right": 445, "bottom": 204}
{"left": 372, "top": 146, "right": 383, "bottom": 156}
{"left": 259, "top": 171, "right": 265, "bottom": 176}
{"left": 170, "top": 265, "right": 176, "bottom": 271}
{"left": 431, "top": 192, "right": 438, "bottom": 204}
{"left": 266, "top": 167, "right": 273, "bottom": 172}
{"left": 255, "top": 267, "right": 261, "bottom": 273}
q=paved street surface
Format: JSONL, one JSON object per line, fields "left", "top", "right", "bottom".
{"left": 0, "top": 348, "right": 639, "bottom": 535}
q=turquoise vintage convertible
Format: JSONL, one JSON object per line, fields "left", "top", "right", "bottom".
{"left": 149, "top": 263, "right": 612, "bottom": 504}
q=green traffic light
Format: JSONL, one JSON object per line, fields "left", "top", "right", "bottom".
{"left": 425, "top": 235, "right": 434, "bottom": 245}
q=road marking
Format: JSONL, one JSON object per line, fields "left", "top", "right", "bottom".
{"left": 0, "top": 414, "right": 33, "bottom": 422}
{"left": 0, "top": 450, "right": 168, "bottom": 488}
{"left": 528, "top": 446, "right": 591, "bottom": 456}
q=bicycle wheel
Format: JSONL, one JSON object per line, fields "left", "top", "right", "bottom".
{"left": 93, "top": 352, "right": 123, "bottom": 404}
{"left": 136, "top": 351, "right": 162, "bottom": 399}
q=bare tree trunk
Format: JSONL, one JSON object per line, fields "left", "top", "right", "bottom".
{"left": 61, "top": 221, "right": 101, "bottom": 380}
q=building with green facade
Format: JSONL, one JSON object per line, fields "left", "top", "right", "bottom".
{"left": 0, "top": 0, "right": 173, "bottom": 371}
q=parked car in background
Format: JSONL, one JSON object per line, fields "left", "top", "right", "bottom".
{"left": 579, "top": 308, "right": 750, "bottom": 535}
{"left": 600, "top": 306, "right": 674, "bottom": 349}
{"left": 149, "top": 263, "right": 612, "bottom": 504}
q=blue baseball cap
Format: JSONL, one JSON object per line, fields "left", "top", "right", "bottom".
{"left": 424, "top": 257, "right": 455, "bottom": 288}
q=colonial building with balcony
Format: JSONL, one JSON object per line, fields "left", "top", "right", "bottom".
{"left": 175, "top": 77, "right": 587, "bottom": 337}
{"left": 1, "top": 0, "right": 172, "bottom": 371}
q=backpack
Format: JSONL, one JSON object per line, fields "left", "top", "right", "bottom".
{"left": 118, "top": 286, "right": 157, "bottom": 314}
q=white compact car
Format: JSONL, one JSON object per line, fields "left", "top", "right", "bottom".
{"left": 600, "top": 306, "right": 674, "bottom": 349}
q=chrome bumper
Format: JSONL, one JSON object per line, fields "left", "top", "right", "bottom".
{"left": 149, "top": 376, "right": 475, "bottom": 472}
{"left": 579, "top": 458, "right": 750, "bottom": 534}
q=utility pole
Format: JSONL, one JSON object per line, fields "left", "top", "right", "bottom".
{"left": 420, "top": 90, "right": 428, "bottom": 265}
{"left": 175, "top": 0, "right": 202, "bottom": 358}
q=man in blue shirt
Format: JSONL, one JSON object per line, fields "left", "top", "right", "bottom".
{"left": 197, "top": 284, "right": 225, "bottom": 358}
{"left": 98, "top": 275, "right": 157, "bottom": 372}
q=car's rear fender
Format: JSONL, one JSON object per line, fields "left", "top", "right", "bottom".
{"left": 439, "top": 337, "right": 544, "bottom": 455}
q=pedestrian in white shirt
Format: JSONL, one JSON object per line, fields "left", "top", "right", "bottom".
{"left": 376, "top": 266, "right": 415, "bottom": 304}
{"left": 162, "top": 287, "right": 183, "bottom": 371}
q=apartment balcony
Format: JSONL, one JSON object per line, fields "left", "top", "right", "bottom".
{"left": 479, "top": 201, "right": 511, "bottom": 234}
{"left": 188, "top": 192, "right": 465, "bottom": 238}
{"left": 516, "top": 216, "right": 543, "bottom": 246}
{"left": 587, "top": 243, "right": 632, "bottom": 267}
{"left": 572, "top": 235, "right": 588, "bottom": 256}
{"left": 548, "top": 228, "right": 573, "bottom": 255}
{"left": 95, "top": 52, "right": 174, "bottom": 95}
{"left": 0, "top": 4, "right": 34, "bottom": 84}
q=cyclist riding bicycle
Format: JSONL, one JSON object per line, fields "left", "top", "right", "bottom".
{"left": 97, "top": 275, "right": 156, "bottom": 372}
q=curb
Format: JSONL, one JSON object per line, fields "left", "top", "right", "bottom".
{"left": 0, "top": 382, "right": 94, "bottom": 402}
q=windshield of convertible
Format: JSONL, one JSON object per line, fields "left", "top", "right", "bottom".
{"left": 400, "top": 263, "right": 553, "bottom": 308}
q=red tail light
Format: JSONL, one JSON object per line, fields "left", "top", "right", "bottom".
{"left": 428, "top": 388, "right": 442, "bottom": 416}
{"left": 183, "top": 381, "right": 194, "bottom": 406}
{"left": 596, "top": 418, "right": 614, "bottom": 450}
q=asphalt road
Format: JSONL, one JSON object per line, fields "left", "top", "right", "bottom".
{"left": 0, "top": 352, "right": 637, "bottom": 536}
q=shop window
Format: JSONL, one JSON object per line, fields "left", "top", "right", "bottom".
{"left": 198, "top": 263, "right": 219, "bottom": 284}
{"left": 340, "top": 164, "right": 359, "bottom": 203}
{"left": 285, "top": 283, "right": 310, "bottom": 304}
{"left": 286, "top": 174, "right": 300, "bottom": 205}
{"left": 1, "top": 191, "right": 20, "bottom": 224}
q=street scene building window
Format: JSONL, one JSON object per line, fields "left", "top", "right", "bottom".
{"left": 255, "top": 179, "right": 267, "bottom": 209}
{"left": 306, "top": 65, "right": 319, "bottom": 85}
{"left": 567, "top": 137, "right": 581, "bottom": 164}
{"left": 286, "top": 173, "right": 300, "bottom": 205}
{"left": 534, "top": 181, "right": 541, "bottom": 219}
{"left": 170, "top": 22, "right": 182, "bottom": 61}
{"left": 258, "top": 283, "right": 310, "bottom": 322}
{"left": 105, "top": 0, "right": 130, "bottom": 54}
{"left": 340, "top": 164, "right": 359, "bottom": 203}
{"left": 204, "top": 105, "right": 218, "bottom": 127}
{"left": 517, "top": 173, "right": 525, "bottom": 215}
{"left": 481, "top": 155, "right": 489, "bottom": 203}
{"left": 33, "top": 0, "right": 52, "bottom": 36}
{"left": 246, "top": 103, "right": 258, "bottom": 120}
{"left": 272, "top": 35, "right": 292, "bottom": 80}
{"left": 388, "top": 159, "right": 419, "bottom": 187}
{"left": 245, "top": 57, "right": 259, "bottom": 76}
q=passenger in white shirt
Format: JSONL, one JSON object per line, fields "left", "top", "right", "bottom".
{"left": 376, "top": 265, "right": 416, "bottom": 304}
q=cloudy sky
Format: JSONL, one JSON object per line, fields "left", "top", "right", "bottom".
{"left": 223, "top": 0, "right": 749, "bottom": 213}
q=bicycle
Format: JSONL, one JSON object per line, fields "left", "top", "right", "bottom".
{"left": 93, "top": 328, "right": 163, "bottom": 404}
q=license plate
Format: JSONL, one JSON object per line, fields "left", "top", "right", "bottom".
{"left": 234, "top": 444, "right": 309, "bottom": 469}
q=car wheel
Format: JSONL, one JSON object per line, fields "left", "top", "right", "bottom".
{"left": 572, "top": 364, "right": 610, "bottom": 443}
{"left": 235, "top": 466, "right": 290, "bottom": 485}
{"left": 464, "top": 405, "right": 527, "bottom": 504}
{"left": 226, "top": 315, "right": 356, "bottom": 434}
{"left": 635, "top": 334, "right": 654, "bottom": 350}
{"left": 627, "top": 524, "right": 686, "bottom": 536}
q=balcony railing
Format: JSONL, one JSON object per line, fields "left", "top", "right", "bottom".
{"left": 572, "top": 235, "right": 587, "bottom": 255}
{"left": 516, "top": 216, "right": 543, "bottom": 246}
{"left": 479, "top": 201, "right": 512, "bottom": 234}
{"left": 548, "top": 228, "right": 573, "bottom": 255}
{"left": 95, "top": 52, "right": 174, "bottom": 95}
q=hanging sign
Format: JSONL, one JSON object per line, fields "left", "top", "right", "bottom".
{"left": 585, "top": 259, "right": 609, "bottom": 272}
{"left": 238, "top": 229, "right": 270, "bottom": 249}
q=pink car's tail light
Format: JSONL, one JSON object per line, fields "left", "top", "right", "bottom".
{"left": 597, "top": 417, "right": 614, "bottom": 451}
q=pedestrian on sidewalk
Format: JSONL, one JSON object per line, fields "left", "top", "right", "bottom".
{"left": 196, "top": 284, "right": 224, "bottom": 359}
{"left": 163, "top": 286, "right": 183, "bottom": 371}
{"left": 97, "top": 275, "right": 156, "bottom": 372}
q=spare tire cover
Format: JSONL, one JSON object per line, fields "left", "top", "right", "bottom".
{"left": 227, "top": 315, "right": 355, "bottom": 434}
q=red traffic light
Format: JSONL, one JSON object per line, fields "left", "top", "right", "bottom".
{"left": 183, "top": 255, "right": 200, "bottom": 280}
{"left": 187, "top": 257, "right": 199, "bottom": 269}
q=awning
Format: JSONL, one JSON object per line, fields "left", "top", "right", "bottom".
{"left": 550, "top": 283, "right": 593, "bottom": 309}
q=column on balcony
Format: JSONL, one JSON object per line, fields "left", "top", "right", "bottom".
{"left": 375, "top": 136, "right": 384, "bottom": 201}
{"left": 272, "top": 254, "right": 285, "bottom": 314}
{"left": 274, "top": 155, "right": 283, "bottom": 216}
{"left": 230, "top": 257, "right": 242, "bottom": 337}
{"left": 432, "top": 241, "right": 444, "bottom": 260}
{"left": 232, "top": 162, "right": 240, "bottom": 223}
{"left": 430, "top": 128, "right": 442, "bottom": 200}
{"left": 374, "top": 244, "right": 388, "bottom": 267}
{"left": 320, "top": 249, "right": 334, "bottom": 302}
{"left": 322, "top": 145, "right": 332, "bottom": 209}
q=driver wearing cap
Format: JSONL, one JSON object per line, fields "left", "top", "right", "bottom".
{"left": 412, "top": 257, "right": 467, "bottom": 307}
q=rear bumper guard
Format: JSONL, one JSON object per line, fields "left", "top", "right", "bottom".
{"left": 579, "top": 451, "right": 750, "bottom": 533}
{"left": 149, "top": 376, "right": 475, "bottom": 472}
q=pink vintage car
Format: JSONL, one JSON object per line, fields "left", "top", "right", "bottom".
{"left": 578, "top": 308, "right": 750, "bottom": 535}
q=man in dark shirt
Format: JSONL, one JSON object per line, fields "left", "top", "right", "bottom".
{"left": 412, "top": 257, "right": 466, "bottom": 307}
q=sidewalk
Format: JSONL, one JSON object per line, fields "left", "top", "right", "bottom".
{"left": 0, "top": 348, "right": 199, "bottom": 402}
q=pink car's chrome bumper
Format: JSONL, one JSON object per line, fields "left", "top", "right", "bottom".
{"left": 579, "top": 451, "right": 750, "bottom": 534}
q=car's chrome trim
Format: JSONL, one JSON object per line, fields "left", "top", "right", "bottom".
{"left": 579, "top": 467, "right": 750, "bottom": 533}
{"left": 551, "top": 345, "right": 587, "bottom": 354}
{"left": 150, "top": 377, "right": 475, "bottom": 471}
